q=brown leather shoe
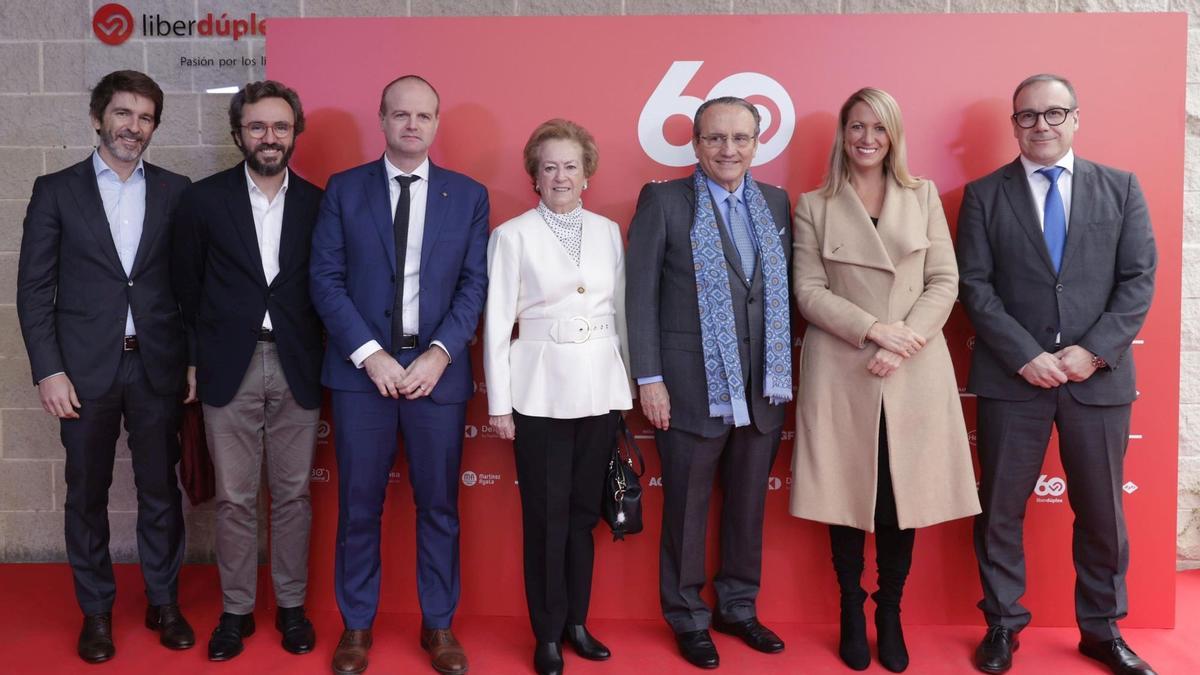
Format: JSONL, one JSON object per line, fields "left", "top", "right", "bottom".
{"left": 78, "top": 613, "right": 115, "bottom": 663}
{"left": 332, "top": 629, "right": 372, "bottom": 674}
{"left": 420, "top": 628, "right": 468, "bottom": 674}
{"left": 145, "top": 603, "right": 196, "bottom": 650}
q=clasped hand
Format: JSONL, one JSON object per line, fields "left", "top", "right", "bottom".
{"left": 363, "top": 348, "right": 449, "bottom": 399}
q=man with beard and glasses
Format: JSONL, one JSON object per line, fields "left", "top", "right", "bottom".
{"left": 171, "top": 80, "right": 324, "bottom": 662}
{"left": 17, "top": 70, "right": 194, "bottom": 664}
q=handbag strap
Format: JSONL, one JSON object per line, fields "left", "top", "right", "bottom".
{"left": 617, "top": 416, "right": 645, "bottom": 478}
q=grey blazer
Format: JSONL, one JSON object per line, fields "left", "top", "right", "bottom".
{"left": 956, "top": 157, "right": 1157, "bottom": 405}
{"left": 625, "top": 176, "right": 792, "bottom": 438}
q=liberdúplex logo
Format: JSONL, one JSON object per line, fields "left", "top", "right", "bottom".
{"left": 92, "top": 3, "right": 266, "bottom": 46}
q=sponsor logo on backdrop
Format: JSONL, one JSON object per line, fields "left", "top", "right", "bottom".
{"left": 648, "top": 476, "right": 663, "bottom": 487}
{"left": 92, "top": 2, "right": 268, "bottom": 67}
{"left": 780, "top": 430, "right": 795, "bottom": 441}
{"left": 1034, "top": 474, "right": 1066, "bottom": 503}
{"left": 388, "top": 471, "right": 404, "bottom": 484}
{"left": 317, "top": 420, "right": 331, "bottom": 439}
{"left": 464, "top": 425, "right": 479, "bottom": 439}
{"left": 638, "top": 61, "right": 795, "bottom": 167}
{"left": 1123, "top": 481, "right": 1139, "bottom": 494}
{"left": 966, "top": 336, "right": 976, "bottom": 351}
{"left": 968, "top": 429, "right": 977, "bottom": 447}
{"left": 462, "top": 470, "right": 501, "bottom": 487}
{"left": 93, "top": 3, "right": 134, "bottom": 45}
{"left": 767, "top": 476, "right": 783, "bottom": 491}
{"left": 310, "top": 467, "right": 330, "bottom": 483}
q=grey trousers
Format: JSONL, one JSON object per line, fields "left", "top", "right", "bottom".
{"left": 656, "top": 423, "right": 781, "bottom": 633}
{"left": 204, "top": 342, "right": 319, "bottom": 614}
{"left": 974, "top": 388, "right": 1131, "bottom": 641}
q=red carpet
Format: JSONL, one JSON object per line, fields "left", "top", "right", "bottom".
{"left": 1, "top": 564, "right": 1196, "bottom": 674}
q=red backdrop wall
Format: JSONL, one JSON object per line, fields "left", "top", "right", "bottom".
{"left": 269, "top": 13, "right": 1184, "bottom": 628}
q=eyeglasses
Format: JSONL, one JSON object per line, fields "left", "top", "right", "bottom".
{"left": 696, "top": 133, "right": 756, "bottom": 149}
{"left": 241, "top": 122, "right": 294, "bottom": 138}
{"left": 1011, "top": 107, "right": 1074, "bottom": 129}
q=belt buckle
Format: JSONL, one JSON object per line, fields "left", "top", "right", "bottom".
{"left": 567, "top": 316, "right": 591, "bottom": 344}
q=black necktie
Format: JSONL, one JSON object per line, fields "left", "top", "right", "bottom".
{"left": 392, "top": 174, "right": 419, "bottom": 351}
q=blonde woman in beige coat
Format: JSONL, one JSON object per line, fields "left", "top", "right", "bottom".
{"left": 790, "top": 88, "right": 980, "bottom": 673}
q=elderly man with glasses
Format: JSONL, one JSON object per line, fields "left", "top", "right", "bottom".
{"left": 626, "top": 96, "right": 793, "bottom": 669}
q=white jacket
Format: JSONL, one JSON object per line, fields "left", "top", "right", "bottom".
{"left": 483, "top": 208, "right": 633, "bottom": 418}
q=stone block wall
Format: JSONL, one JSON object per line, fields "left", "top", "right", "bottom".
{"left": 0, "top": 0, "right": 1196, "bottom": 569}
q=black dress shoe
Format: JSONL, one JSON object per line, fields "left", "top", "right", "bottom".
{"left": 562, "top": 624, "right": 610, "bottom": 660}
{"left": 145, "top": 603, "right": 196, "bottom": 650}
{"left": 78, "top": 613, "right": 115, "bottom": 664}
{"left": 675, "top": 629, "right": 719, "bottom": 669}
{"left": 712, "top": 615, "right": 785, "bottom": 654}
{"left": 1079, "top": 638, "right": 1157, "bottom": 675}
{"left": 974, "top": 625, "right": 1019, "bottom": 673}
{"left": 534, "top": 641, "right": 563, "bottom": 675}
{"left": 276, "top": 605, "right": 315, "bottom": 654}
{"left": 208, "top": 612, "right": 255, "bottom": 661}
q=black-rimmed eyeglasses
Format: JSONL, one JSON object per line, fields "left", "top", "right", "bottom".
{"left": 1011, "top": 108, "right": 1074, "bottom": 129}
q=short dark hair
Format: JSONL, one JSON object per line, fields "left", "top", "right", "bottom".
{"left": 228, "top": 80, "right": 306, "bottom": 137}
{"left": 378, "top": 74, "right": 440, "bottom": 116}
{"left": 89, "top": 70, "right": 164, "bottom": 128}
{"left": 692, "top": 96, "right": 761, "bottom": 139}
{"left": 522, "top": 119, "right": 600, "bottom": 192}
{"left": 1012, "top": 73, "right": 1077, "bottom": 111}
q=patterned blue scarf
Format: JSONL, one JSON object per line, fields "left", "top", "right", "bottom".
{"left": 690, "top": 167, "right": 792, "bottom": 427}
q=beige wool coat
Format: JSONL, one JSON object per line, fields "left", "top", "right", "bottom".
{"left": 789, "top": 177, "right": 981, "bottom": 531}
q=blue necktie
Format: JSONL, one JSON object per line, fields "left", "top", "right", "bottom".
{"left": 1038, "top": 166, "right": 1067, "bottom": 273}
{"left": 727, "top": 195, "right": 757, "bottom": 280}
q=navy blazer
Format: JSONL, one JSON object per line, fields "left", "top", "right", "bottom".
{"left": 17, "top": 156, "right": 190, "bottom": 399}
{"left": 172, "top": 164, "right": 325, "bottom": 409}
{"left": 957, "top": 156, "right": 1157, "bottom": 405}
{"left": 310, "top": 158, "right": 489, "bottom": 403}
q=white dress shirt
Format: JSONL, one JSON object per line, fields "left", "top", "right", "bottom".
{"left": 245, "top": 164, "right": 288, "bottom": 330}
{"left": 1020, "top": 149, "right": 1074, "bottom": 232}
{"left": 93, "top": 151, "right": 144, "bottom": 337}
{"left": 349, "top": 156, "right": 448, "bottom": 367}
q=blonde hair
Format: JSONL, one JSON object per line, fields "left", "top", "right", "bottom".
{"left": 819, "top": 87, "right": 920, "bottom": 197}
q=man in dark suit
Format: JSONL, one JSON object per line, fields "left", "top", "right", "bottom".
{"left": 310, "top": 74, "right": 488, "bottom": 675}
{"left": 957, "top": 74, "right": 1157, "bottom": 675}
{"left": 16, "top": 70, "right": 194, "bottom": 663}
{"left": 172, "top": 80, "right": 323, "bottom": 662}
{"left": 626, "top": 96, "right": 792, "bottom": 669}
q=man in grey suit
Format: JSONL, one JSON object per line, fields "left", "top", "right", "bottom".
{"left": 626, "top": 96, "right": 792, "bottom": 669}
{"left": 957, "top": 74, "right": 1157, "bottom": 675}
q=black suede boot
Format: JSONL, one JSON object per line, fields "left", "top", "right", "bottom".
{"left": 872, "top": 525, "right": 915, "bottom": 673}
{"left": 830, "top": 525, "right": 870, "bottom": 671}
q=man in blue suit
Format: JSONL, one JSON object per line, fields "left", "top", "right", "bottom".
{"left": 310, "top": 74, "right": 489, "bottom": 675}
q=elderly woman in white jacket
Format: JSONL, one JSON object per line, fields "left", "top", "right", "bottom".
{"left": 483, "top": 119, "right": 632, "bottom": 675}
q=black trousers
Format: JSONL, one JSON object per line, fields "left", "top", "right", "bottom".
{"left": 830, "top": 412, "right": 915, "bottom": 609}
{"left": 60, "top": 350, "right": 184, "bottom": 615}
{"left": 512, "top": 410, "right": 619, "bottom": 641}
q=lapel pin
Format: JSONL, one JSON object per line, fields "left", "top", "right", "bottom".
{"left": 442, "top": 192, "right": 448, "bottom": 198}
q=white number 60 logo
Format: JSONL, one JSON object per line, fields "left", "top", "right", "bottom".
{"left": 638, "top": 61, "right": 795, "bottom": 168}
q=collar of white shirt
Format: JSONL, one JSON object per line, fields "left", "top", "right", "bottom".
{"left": 383, "top": 154, "right": 430, "bottom": 183}
{"left": 244, "top": 163, "right": 289, "bottom": 201}
{"left": 1020, "top": 148, "right": 1075, "bottom": 180}
{"left": 92, "top": 149, "right": 145, "bottom": 182}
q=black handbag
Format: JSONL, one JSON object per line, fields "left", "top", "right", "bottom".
{"left": 603, "top": 417, "right": 645, "bottom": 541}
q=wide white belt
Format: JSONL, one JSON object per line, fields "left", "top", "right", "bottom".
{"left": 519, "top": 315, "right": 617, "bottom": 344}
